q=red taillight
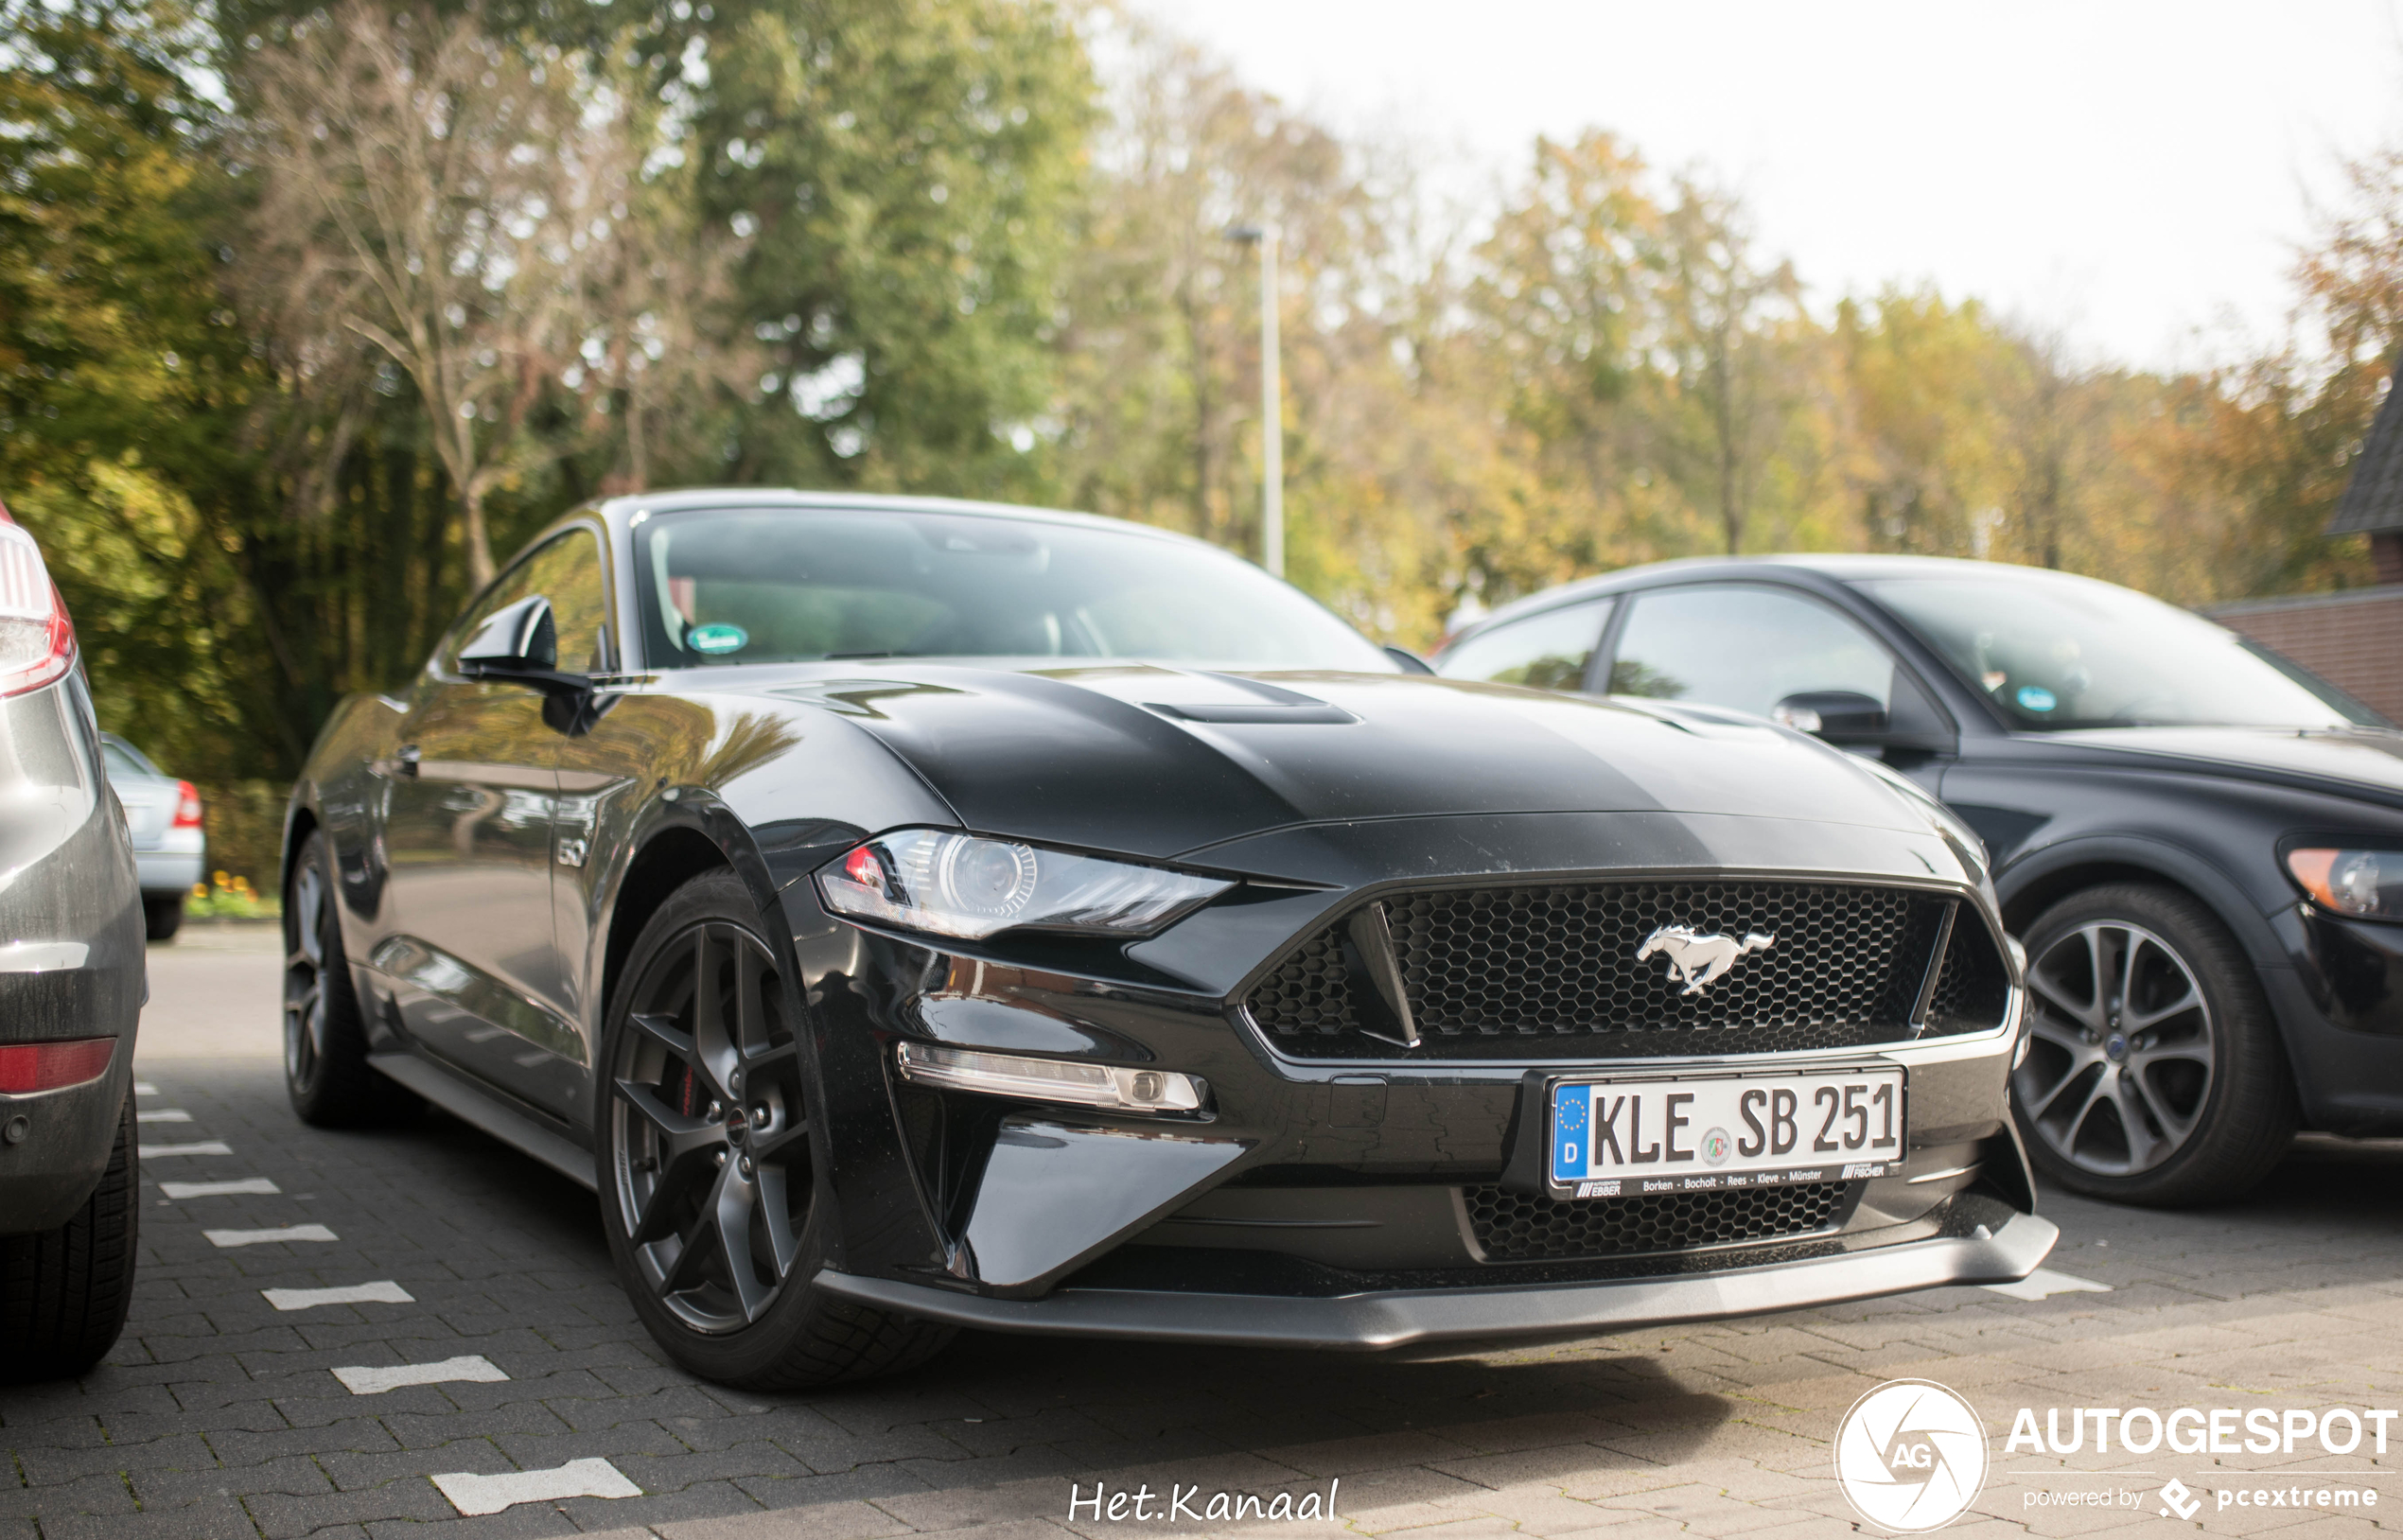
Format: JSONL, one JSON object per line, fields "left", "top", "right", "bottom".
{"left": 0, "top": 1037, "right": 114, "bottom": 1094}
{"left": 0, "top": 523, "right": 73, "bottom": 699}
{"left": 173, "top": 780, "right": 203, "bottom": 828}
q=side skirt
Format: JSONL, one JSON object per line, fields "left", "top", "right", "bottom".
{"left": 367, "top": 1051, "right": 596, "bottom": 1191}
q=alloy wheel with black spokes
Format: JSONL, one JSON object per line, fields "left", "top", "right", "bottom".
{"left": 282, "top": 830, "right": 418, "bottom": 1127}
{"left": 2010, "top": 883, "right": 2295, "bottom": 1205}
{"left": 608, "top": 918, "right": 810, "bottom": 1333}
{"left": 597, "top": 867, "right": 955, "bottom": 1387}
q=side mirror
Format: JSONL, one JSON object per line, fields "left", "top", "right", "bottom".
{"left": 1772, "top": 690, "right": 1888, "bottom": 741}
{"left": 458, "top": 596, "right": 558, "bottom": 676}
{"left": 1383, "top": 645, "right": 1435, "bottom": 675}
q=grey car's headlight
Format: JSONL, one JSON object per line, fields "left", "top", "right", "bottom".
{"left": 2287, "top": 847, "right": 2403, "bottom": 921}
{"left": 816, "top": 828, "right": 1233, "bottom": 940}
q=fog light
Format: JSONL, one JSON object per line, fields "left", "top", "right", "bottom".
{"left": 894, "top": 1042, "right": 1204, "bottom": 1113}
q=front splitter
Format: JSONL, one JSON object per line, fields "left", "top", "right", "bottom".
{"left": 815, "top": 1210, "right": 2060, "bottom": 1351}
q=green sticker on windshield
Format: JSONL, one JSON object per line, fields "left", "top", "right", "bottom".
{"left": 2016, "top": 685, "right": 2057, "bottom": 712}
{"left": 689, "top": 622, "right": 748, "bottom": 656}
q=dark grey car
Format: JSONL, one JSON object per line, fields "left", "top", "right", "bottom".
{"left": 0, "top": 505, "right": 146, "bottom": 1379}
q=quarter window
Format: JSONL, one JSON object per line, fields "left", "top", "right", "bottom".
{"left": 1607, "top": 586, "right": 1896, "bottom": 717}
{"left": 1436, "top": 599, "right": 1614, "bottom": 691}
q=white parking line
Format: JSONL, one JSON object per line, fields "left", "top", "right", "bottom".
{"left": 132, "top": 1081, "right": 158, "bottom": 1095}
{"left": 203, "top": 1224, "right": 339, "bottom": 1249}
{"left": 262, "top": 1281, "right": 414, "bottom": 1311}
{"left": 140, "top": 1141, "right": 232, "bottom": 1157}
{"left": 334, "top": 1356, "right": 507, "bottom": 1395}
{"left": 430, "top": 1458, "right": 638, "bottom": 1515}
{"left": 1981, "top": 1268, "right": 2114, "bottom": 1301}
{"left": 135, "top": 1110, "right": 191, "bottom": 1123}
{"left": 160, "top": 1178, "right": 280, "bottom": 1199}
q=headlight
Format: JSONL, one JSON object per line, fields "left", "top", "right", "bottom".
{"left": 816, "top": 828, "right": 1234, "bottom": 940}
{"left": 2286, "top": 847, "right": 2403, "bottom": 920}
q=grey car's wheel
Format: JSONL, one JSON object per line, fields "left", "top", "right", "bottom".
{"left": 0, "top": 1087, "right": 137, "bottom": 1381}
{"left": 598, "top": 868, "right": 953, "bottom": 1388}
{"left": 284, "top": 831, "right": 418, "bottom": 1128}
{"left": 2012, "top": 883, "right": 2294, "bottom": 1205}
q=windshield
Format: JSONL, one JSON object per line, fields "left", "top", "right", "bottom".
{"left": 1862, "top": 570, "right": 2358, "bottom": 731}
{"left": 633, "top": 506, "right": 1392, "bottom": 673}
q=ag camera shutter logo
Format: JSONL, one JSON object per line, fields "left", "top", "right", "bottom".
{"left": 1834, "top": 1379, "right": 1990, "bottom": 1531}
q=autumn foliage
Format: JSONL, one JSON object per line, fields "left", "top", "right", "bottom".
{"left": 0, "top": 0, "right": 2392, "bottom": 784}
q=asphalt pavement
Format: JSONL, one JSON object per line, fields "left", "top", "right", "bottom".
{"left": 3, "top": 924, "right": 2399, "bottom": 1539}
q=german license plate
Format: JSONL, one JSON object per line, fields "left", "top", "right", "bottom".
{"left": 1547, "top": 1067, "right": 1904, "bottom": 1199}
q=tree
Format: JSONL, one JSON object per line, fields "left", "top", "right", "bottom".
{"left": 684, "top": 0, "right": 1095, "bottom": 497}
{"left": 237, "top": 0, "right": 639, "bottom": 586}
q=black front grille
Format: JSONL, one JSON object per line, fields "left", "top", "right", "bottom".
{"left": 1243, "top": 879, "right": 2009, "bottom": 1059}
{"left": 1463, "top": 1181, "right": 1848, "bottom": 1262}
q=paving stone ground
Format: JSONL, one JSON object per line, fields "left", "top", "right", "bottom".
{"left": 5, "top": 925, "right": 2398, "bottom": 1538}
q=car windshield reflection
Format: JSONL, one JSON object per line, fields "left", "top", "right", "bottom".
{"left": 1862, "top": 570, "right": 2366, "bottom": 731}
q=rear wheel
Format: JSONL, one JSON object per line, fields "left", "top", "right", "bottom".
{"left": 2012, "top": 883, "right": 2295, "bottom": 1205}
{"left": 284, "top": 831, "right": 418, "bottom": 1127}
{"left": 597, "top": 868, "right": 952, "bottom": 1389}
{"left": 142, "top": 896, "right": 182, "bottom": 942}
{"left": 0, "top": 1087, "right": 137, "bottom": 1381}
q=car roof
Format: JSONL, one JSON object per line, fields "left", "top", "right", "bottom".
{"left": 1456, "top": 551, "right": 2092, "bottom": 639}
{"left": 588, "top": 488, "right": 1217, "bottom": 553}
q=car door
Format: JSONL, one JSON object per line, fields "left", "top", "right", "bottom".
{"left": 374, "top": 526, "right": 611, "bottom": 1114}
{"left": 1601, "top": 582, "right": 1954, "bottom": 793}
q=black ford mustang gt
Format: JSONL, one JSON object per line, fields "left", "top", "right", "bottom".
{"left": 286, "top": 490, "right": 2054, "bottom": 1388}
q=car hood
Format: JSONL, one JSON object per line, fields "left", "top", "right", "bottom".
{"left": 753, "top": 664, "right": 1940, "bottom": 862}
{"left": 2032, "top": 725, "right": 2403, "bottom": 812}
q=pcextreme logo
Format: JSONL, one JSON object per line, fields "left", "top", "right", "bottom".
{"left": 1833, "top": 1379, "right": 1990, "bottom": 1532}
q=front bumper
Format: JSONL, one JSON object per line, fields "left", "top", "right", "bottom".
{"left": 778, "top": 814, "right": 2035, "bottom": 1332}
{"left": 817, "top": 1206, "right": 2058, "bottom": 1350}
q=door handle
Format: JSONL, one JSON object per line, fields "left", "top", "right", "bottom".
{"left": 393, "top": 744, "right": 421, "bottom": 778}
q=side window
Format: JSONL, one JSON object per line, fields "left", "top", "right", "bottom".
{"left": 441, "top": 529, "right": 613, "bottom": 675}
{"left": 1435, "top": 599, "right": 1614, "bottom": 691}
{"left": 1608, "top": 586, "right": 1895, "bottom": 717}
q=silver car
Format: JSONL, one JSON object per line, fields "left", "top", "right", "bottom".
{"left": 98, "top": 735, "right": 203, "bottom": 940}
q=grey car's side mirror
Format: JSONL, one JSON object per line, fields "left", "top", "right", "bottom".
{"left": 458, "top": 596, "right": 558, "bottom": 675}
{"left": 1772, "top": 690, "right": 1888, "bottom": 741}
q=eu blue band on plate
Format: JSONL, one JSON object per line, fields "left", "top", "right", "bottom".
{"left": 1552, "top": 1084, "right": 1587, "bottom": 1182}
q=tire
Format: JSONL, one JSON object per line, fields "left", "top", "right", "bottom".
{"left": 284, "top": 831, "right": 419, "bottom": 1128}
{"left": 596, "top": 868, "right": 954, "bottom": 1389}
{"left": 0, "top": 1087, "right": 138, "bottom": 1381}
{"left": 2011, "top": 883, "right": 2297, "bottom": 1206}
{"left": 142, "top": 896, "right": 183, "bottom": 942}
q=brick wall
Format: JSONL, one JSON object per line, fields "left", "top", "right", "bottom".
{"left": 2207, "top": 586, "right": 2403, "bottom": 725}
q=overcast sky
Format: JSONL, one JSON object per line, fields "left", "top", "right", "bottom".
{"left": 1134, "top": 1, "right": 2403, "bottom": 373}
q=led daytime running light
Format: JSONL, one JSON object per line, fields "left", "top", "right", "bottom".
{"left": 894, "top": 1041, "right": 1205, "bottom": 1113}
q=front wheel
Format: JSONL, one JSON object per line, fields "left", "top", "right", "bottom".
{"left": 596, "top": 868, "right": 953, "bottom": 1389}
{"left": 2011, "top": 883, "right": 2296, "bottom": 1206}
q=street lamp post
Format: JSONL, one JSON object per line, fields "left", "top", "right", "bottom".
{"left": 1227, "top": 223, "right": 1283, "bottom": 579}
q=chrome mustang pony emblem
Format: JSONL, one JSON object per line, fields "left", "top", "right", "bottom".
{"left": 1638, "top": 925, "right": 1776, "bottom": 996}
